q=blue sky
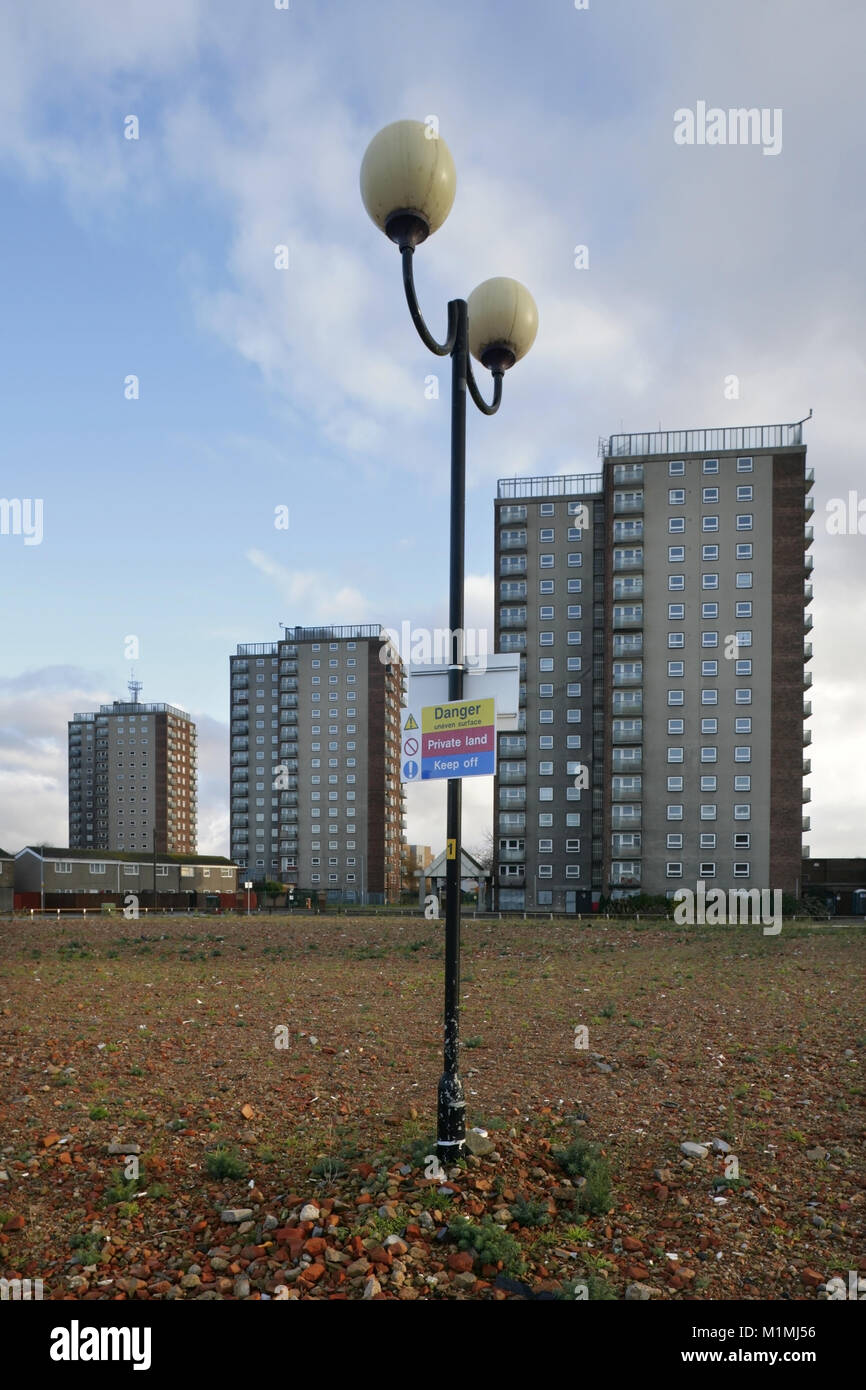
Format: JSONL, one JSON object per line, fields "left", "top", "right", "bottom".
{"left": 1, "top": 0, "right": 864, "bottom": 858}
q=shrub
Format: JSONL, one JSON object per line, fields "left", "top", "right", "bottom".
{"left": 447, "top": 1215, "right": 525, "bottom": 1276}
{"left": 553, "top": 1137, "right": 613, "bottom": 1216}
{"left": 509, "top": 1195, "right": 551, "bottom": 1229}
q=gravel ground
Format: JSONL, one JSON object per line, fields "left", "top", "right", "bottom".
{"left": 0, "top": 912, "right": 863, "bottom": 1300}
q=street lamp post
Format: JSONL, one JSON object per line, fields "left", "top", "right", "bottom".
{"left": 360, "top": 121, "right": 537, "bottom": 1161}
{"left": 244, "top": 880, "right": 252, "bottom": 916}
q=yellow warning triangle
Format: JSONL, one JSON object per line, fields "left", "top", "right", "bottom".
{"left": 404, "top": 712, "right": 419, "bottom": 730}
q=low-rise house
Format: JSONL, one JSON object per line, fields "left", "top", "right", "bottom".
{"left": 0, "top": 849, "right": 14, "bottom": 913}
{"left": 14, "top": 847, "right": 237, "bottom": 910}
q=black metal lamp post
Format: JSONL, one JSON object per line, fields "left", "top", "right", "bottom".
{"left": 360, "top": 121, "right": 538, "bottom": 1162}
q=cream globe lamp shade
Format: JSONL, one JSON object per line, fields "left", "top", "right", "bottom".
{"left": 467, "top": 277, "right": 538, "bottom": 371}
{"left": 360, "top": 120, "right": 456, "bottom": 247}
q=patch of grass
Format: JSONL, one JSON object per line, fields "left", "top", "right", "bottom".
{"left": 554, "top": 1137, "right": 613, "bottom": 1217}
{"left": 599, "top": 1003, "right": 616, "bottom": 1019}
{"left": 204, "top": 1146, "right": 247, "bottom": 1181}
{"left": 88, "top": 1105, "right": 109, "bottom": 1121}
{"left": 463, "top": 1036, "right": 483, "bottom": 1050}
{"left": 559, "top": 1275, "right": 617, "bottom": 1301}
{"left": 105, "top": 1168, "right": 143, "bottom": 1205}
{"left": 309, "top": 1155, "right": 348, "bottom": 1184}
{"left": 564, "top": 1223, "right": 592, "bottom": 1242}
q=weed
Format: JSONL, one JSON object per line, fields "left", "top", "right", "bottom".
{"left": 508, "top": 1195, "right": 551, "bottom": 1229}
{"left": 447, "top": 1215, "right": 525, "bottom": 1277}
{"left": 88, "top": 1105, "right": 109, "bottom": 1121}
{"left": 205, "top": 1146, "right": 247, "bottom": 1181}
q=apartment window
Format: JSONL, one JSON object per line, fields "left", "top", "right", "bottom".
{"left": 703, "top": 458, "right": 719, "bottom": 474}
{"left": 567, "top": 605, "right": 582, "bottom": 619}
{"left": 736, "top": 543, "right": 753, "bottom": 559}
{"left": 668, "top": 546, "right": 685, "bottom": 562}
{"left": 736, "top": 485, "right": 753, "bottom": 501}
{"left": 567, "top": 527, "right": 582, "bottom": 541}
{"left": 701, "top": 660, "right": 718, "bottom": 676}
{"left": 89, "top": 863, "right": 106, "bottom": 874}
{"left": 539, "top": 503, "right": 555, "bottom": 516}
{"left": 567, "top": 631, "right": 582, "bottom": 645}
{"left": 735, "top": 659, "right": 752, "bottom": 676}
{"left": 702, "top": 689, "right": 718, "bottom": 705}
{"left": 700, "top": 805, "right": 717, "bottom": 820}
{"left": 666, "top": 862, "right": 683, "bottom": 878}
{"left": 669, "top": 517, "right": 685, "bottom": 533}
{"left": 668, "top": 632, "right": 685, "bottom": 648}
{"left": 567, "top": 657, "right": 582, "bottom": 670}
{"left": 668, "top": 488, "right": 685, "bottom": 504}
{"left": 668, "top": 719, "right": 684, "bottom": 734}
{"left": 539, "top": 580, "right": 554, "bottom": 595}
{"left": 667, "top": 746, "right": 684, "bottom": 762}
{"left": 734, "top": 833, "right": 751, "bottom": 849}
{"left": 566, "top": 839, "right": 581, "bottom": 852}
{"left": 539, "top": 606, "right": 554, "bottom": 621}
{"left": 539, "top": 787, "right": 554, "bottom": 801}
{"left": 539, "top": 554, "right": 554, "bottom": 568}
{"left": 567, "top": 579, "right": 582, "bottom": 593}
{"left": 700, "top": 863, "right": 716, "bottom": 877}
{"left": 567, "top": 553, "right": 583, "bottom": 567}
{"left": 667, "top": 690, "right": 684, "bottom": 705}
{"left": 566, "top": 813, "right": 581, "bottom": 827}
{"left": 538, "top": 865, "right": 553, "bottom": 879}
{"left": 700, "top": 775, "right": 717, "bottom": 791}
{"left": 667, "top": 660, "right": 684, "bottom": 676}
{"left": 566, "top": 708, "right": 581, "bottom": 723}
{"left": 669, "top": 574, "right": 685, "bottom": 591}
{"left": 539, "top": 683, "right": 554, "bottom": 697}
{"left": 667, "top": 776, "right": 684, "bottom": 791}
{"left": 538, "top": 761, "right": 554, "bottom": 776}
{"left": 733, "top": 862, "right": 750, "bottom": 877}
{"left": 735, "top": 717, "right": 752, "bottom": 733}
{"left": 539, "top": 632, "right": 554, "bottom": 646}
{"left": 668, "top": 603, "right": 684, "bottom": 620}
{"left": 667, "top": 805, "right": 683, "bottom": 820}
{"left": 539, "top": 735, "right": 554, "bottom": 749}
{"left": 55, "top": 862, "right": 72, "bottom": 874}
{"left": 735, "top": 631, "right": 753, "bottom": 647}
{"left": 702, "top": 486, "right": 719, "bottom": 503}
{"left": 702, "top": 544, "right": 719, "bottom": 561}
{"left": 702, "top": 573, "right": 719, "bottom": 589}
{"left": 735, "top": 602, "right": 752, "bottom": 618}
{"left": 538, "top": 838, "right": 553, "bottom": 853}
{"left": 539, "top": 528, "right": 554, "bottom": 542}
{"left": 736, "top": 572, "right": 753, "bottom": 588}
{"left": 737, "top": 457, "right": 754, "bottom": 472}
{"left": 539, "top": 710, "right": 554, "bottom": 724}
{"left": 701, "top": 718, "right": 718, "bottom": 734}
{"left": 734, "top": 746, "right": 751, "bottom": 762}
{"left": 735, "top": 689, "right": 752, "bottom": 704}
{"left": 538, "top": 813, "right": 553, "bottom": 827}
{"left": 702, "top": 632, "right": 719, "bottom": 647}
{"left": 539, "top": 657, "right": 554, "bottom": 672}
{"left": 566, "top": 735, "right": 582, "bottom": 749}
{"left": 702, "top": 515, "right": 719, "bottom": 531}
{"left": 736, "top": 514, "right": 753, "bottom": 530}
{"left": 566, "top": 682, "right": 582, "bottom": 697}
{"left": 734, "top": 804, "right": 751, "bottom": 819}
{"left": 669, "top": 460, "right": 685, "bottom": 475}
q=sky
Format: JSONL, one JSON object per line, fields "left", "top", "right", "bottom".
{"left": 0, "top": 0, "right": 864, "bottom": 863}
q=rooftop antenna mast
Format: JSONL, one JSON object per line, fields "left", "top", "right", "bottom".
{"left": 128, "top": 669, "right": 143, "bottom": 705}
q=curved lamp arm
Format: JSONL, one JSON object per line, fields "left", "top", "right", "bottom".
{"left": 401, "top": 246, "right": 457, "bottom": 356}
{"left": 467, "top": 358, "right": 504, "bottom": 416}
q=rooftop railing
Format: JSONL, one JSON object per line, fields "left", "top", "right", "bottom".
{"left": 599, "top": 420, "right": 807, "bottom": 458}
{"left": 497, "top": 473, "right": 603, "bottom": 499}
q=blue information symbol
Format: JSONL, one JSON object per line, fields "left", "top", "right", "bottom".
{"left": 403, "top": 759, "right": 419, "bottom": 779}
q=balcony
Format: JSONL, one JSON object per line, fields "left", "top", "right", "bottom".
{"left": 609, "top": 862, "right": 642, "bottom": 887}
{"left": 613, "top": 492, "right": 644, "bottom": 514}
{"left": 612, "top": 464, "right": 644, "bottom": 485}
{"left": 500, "top": 763, "right": 527, "bottom": 784}
{"left": 804, "top": 612, "right": 813, "bottom": 631}
{"left": 613, "top": 606, "right": 643, "bottom": 630}
{"left": 613, "top": 663, "right": 643, "bottom": 687}
{"left": 805, "top": 554, "right": 814, "bottom": 572}
{"left": 231, "top": 753, "right": 249, "bottom": 766}
{"left": 804, "top": 581, "right": 813, "bottom": 602}
{"left": 499, "top": 735, "right": 526, "bottom": 754}
{"left": 612, "top": 719, "right": 643, "bottom": 743}
{"left": 500, "top": 555, "right": 527, "bottom": 576}
{"left": 500, "top": 632, "right": 527, "bottom": 651}
{"left": 803, "top": 670, "right": 812, "bottom": 688}
{"left": 804, "top": 700, "right": 812, "bottom": 718}
{"left": 279, "top": 661, "right": 298, "bottom": 675}
{"left": 498, "top": 844, "right": 526, "bottom": 862}
{"left": 613, "top": 548, "right": 643, "bottom": 572}
{"left": 802, "top": 816, "right": 810, "bottom": 832}
{"left": 499, "top": 788, "right": 526, "bottom": 808}
{"left": 804, "top": 642, "right": 813, "bottom": 662}
{"left": 612, "top": 692, "right": 643, "bottom": 716}
{"left": 803, "top": 758, "right": 811, "bottom": 776}
{"left": 500, "top": 607, "right": 527, "bottom": 628}
{"left": 805, "top": 524, "right": 814, "bottom": 543}
{"left": 612, "top": 749, "right": 642, "bottom": 772}
{"left": 612, "top": 779, "right": 642, "bottom": 802}
{"left": 611, "top": 806, "right": 642, "bottom": 829}
{"left": 613, "top": 633, "right": 643, "bottom": 657}
{"left": 500, "top": 580, "right": 527, "bottom": 600}
{"left": 613, "top": 577, "right": 644, "bottom": 601}
{"left": 498, "top": 867, "right": 526, "bottom": 886}
{"left": 802, "top": 786, "right": 811, "bottom": 803}
{"left": 803, "top": 728, "right": 812, "bottom": 746}
{"left": 499, "top": 812, "right": 526, "bottom": 831}
{"left": 804, "top": 494, "right": 814, "bottom": 516}
{"left": 613, "top": 520, "right": 643, "bottom": 542}
{"left": 500, "top": 505, "right": 527, "bottom": 524}
{"left": 500, "top": 530, "right": 527, "bottom": 550}
{"left": 280, "top": 694, "right": 298, "bottom": 708}
{"left": 280, "top": 678, "right": 298, "bottom": 692}
{"left": 232, "top": 677, "right": 249, "bottom": 690}
{"left": 231, "top": 738, "right": 248, "bottom": 750}
{"left": 611, "top": 833, "right": 642, "bottom": 854}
